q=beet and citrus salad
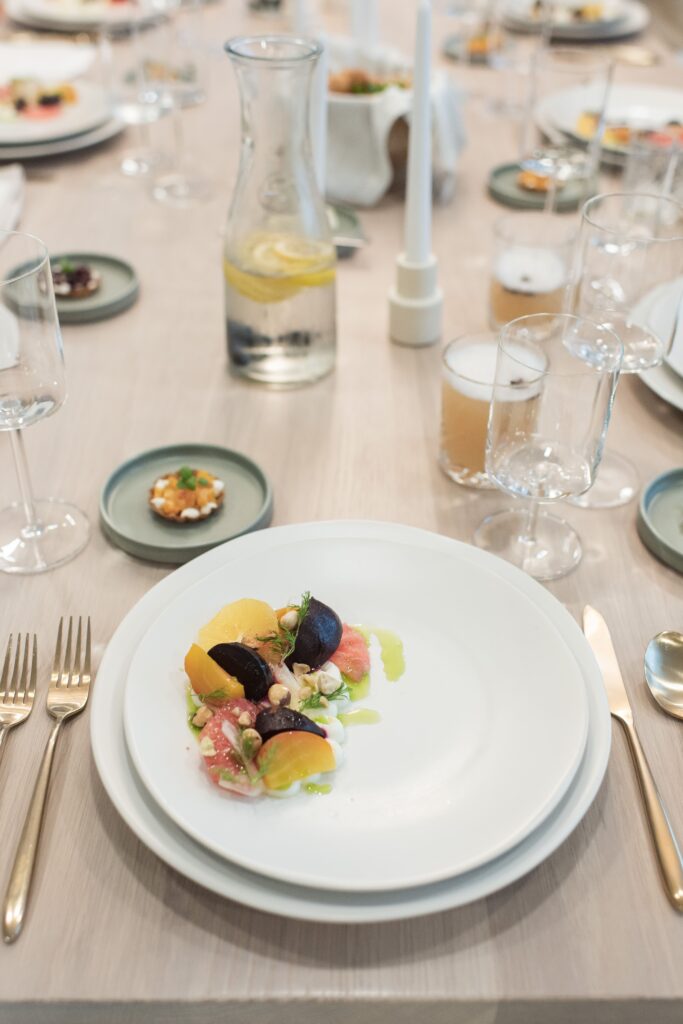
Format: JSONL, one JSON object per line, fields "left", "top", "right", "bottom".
{"left": 184, "top": 593, "right": 403, "bottom": 799}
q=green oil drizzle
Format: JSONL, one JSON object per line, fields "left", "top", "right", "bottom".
{"left": 304, "top": 782, "right": 332, "bottom": 795}
{"left": 356, "top": 626, "right": 406, "bottom": 682}
{"left": 338, "top": 708, "right": 381, "bottom": 727}
{"left": 341, "top": 670, "right": 371, "bottom": 702}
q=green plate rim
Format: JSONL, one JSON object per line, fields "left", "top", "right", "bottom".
{"left": 636, "top": 467, "right": 683, "bottom": 575}
{"left": 99, "top": 442, "right": 274, "bottom": 565}
{"left": 487, "top": 162, "right": 584, "bottom": 212}
{"left": 51, "top": 251, "right": 139, "bottom": 324}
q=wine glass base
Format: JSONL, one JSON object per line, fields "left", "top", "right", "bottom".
{"left": 151, "top": 170, "right": 212, "bottom": 207}
{"left": 120, "top": 150, "right": 160, "bottom": 177}
{"left": 0, "top": 499, "right": 90, "bottom": 575}
{"left": 474, "top": 508, "right": 582, "bottom": 581}
{"left": 568, "top": 450, "right": 639, "bottom": 510}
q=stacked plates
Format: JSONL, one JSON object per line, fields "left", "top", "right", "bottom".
{"left": 503, "top": 0, "right": 650, "bottom": 41}
{"left": 638, "top": 277, "right": 683, "bottom": 413}
{"left": 535, "top": 84, "right": 683, "bottom": 169}
{"left": 92, "top": 520, "right": 611, "bottom": 923}
{"left": 0, "top": 44, "right": 124, "bottom": 161}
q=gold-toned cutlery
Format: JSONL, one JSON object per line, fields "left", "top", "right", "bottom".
{"left": 0, "top": 634, "right": 37, "bottom": 768}
{"left": 3, "top": 617, "right": 92, "bottom": 945}
{"left": 583, "top": 605, "right": 683, "bottom": 912}
{"left": 644, "top": 631, "right": 683, "bottom": 722}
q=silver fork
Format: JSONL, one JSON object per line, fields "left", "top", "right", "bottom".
{"left": 3, "top": 616, "right": 92, "bottom": 945}
{"left": 0, "top": 634, "right": 37, "bottom": 769}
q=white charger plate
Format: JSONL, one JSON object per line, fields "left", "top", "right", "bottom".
{"left": 124, "top": 527, "right": 588, "bottom": 893}
{"left": 537, "top": 85, "right": 683, "bottom": 164}
{"left": 92, "top": 521, "right": 611, "bottom": 924}
{"left": 0, "top": 81, "right": 110, "bottom": 146}
{"left": 0, "top": 116, "right": 124, "bottom": 161}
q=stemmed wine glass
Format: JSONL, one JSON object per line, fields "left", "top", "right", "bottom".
{"left": 0, "top": 232, "right": 89, "bottom": 574}
{"left": 520, "top": 47, "right": 613, "bottom": 213}
{"left": 566, "top": 191, "right": 683, "bottom": 508}
{"left": 474, "top": 313, "right": 622, "bottom": 580}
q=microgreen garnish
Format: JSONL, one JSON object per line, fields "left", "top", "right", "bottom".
{"left": 57, "top": 259, "right": 75, "bottom": 275}
{"left": 201, "top": 687, "right": 233, "bottom": 702}
{"left": 198, "top": 477, "right": 209, "bottom": 486}
{"left": 299, "top": 682, "right": 350, "bottom": 711}
{"left": 176, "top": 466, "right": 197, "bottom": 491}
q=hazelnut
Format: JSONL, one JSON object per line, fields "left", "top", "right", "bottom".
{"left": 279, "top": 609, "right": 299, "bottom": 631}
{"left": 268, "top": 683, "right": 291, "bottom": 707}
{"left": 192, "top": 705, "right": 213, "bottom": 728}
{"left": 319, "top": 673, "right": 341, "bottom": 696}
{"left": 237, "top": 710, "right": 252, "bottom": 727}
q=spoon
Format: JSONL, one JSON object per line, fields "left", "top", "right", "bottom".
{"left": 644, "top": 631, "right": 683, "bottom": 721}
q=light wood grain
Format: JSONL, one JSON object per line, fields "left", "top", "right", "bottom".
{"left": 0, "top": 1, "right": 682, "bottom": 1021}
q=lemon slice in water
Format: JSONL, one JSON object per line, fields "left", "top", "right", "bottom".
{"left": 224, "top": 233, "right": 336, "bottom": 304}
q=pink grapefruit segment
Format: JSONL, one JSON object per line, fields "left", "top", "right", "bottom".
{"left": 329, "top": 624, "right": 370, "bottom": 682}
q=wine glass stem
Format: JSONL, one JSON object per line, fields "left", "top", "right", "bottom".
{"left": 9, "top": 429, "right": 40, "bottom": 534}
{"left": 521, "top": 500, "right": 539, "bottom": 552}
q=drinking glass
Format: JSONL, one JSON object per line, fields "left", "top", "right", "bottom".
{"left": 489, "top": 212, "right": 575, "bottom": 329}
{"left": 101, "top": 3, "right": 169, "bottom": 177}
{"left": 0, "top": 232, "right": 90, "bottom": 574}
{"left": 439, "top": 333, "right": 500, "bottom": 489}
{"left": 475, "top": 313, "right": 622, "bottom": 580}
{"left": 520, "top": 48, "right": 613, "bottom": 212}
{"left": 623, "top": 133, "right": 682, "bottom": 206}
{"left": 150, "top": 0, "right": 212, "bottom": 206}
{"left": 566, "top": 191, "right": 683, "bottom": 507}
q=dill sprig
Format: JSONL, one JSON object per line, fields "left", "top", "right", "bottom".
{"left": 256, "top": 591, "right": 312, "bottom": 661}
{"left": 299, "top": 681, "right": 350, "bottom": 711}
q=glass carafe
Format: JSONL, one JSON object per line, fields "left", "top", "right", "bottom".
{"left": 224, "top": 36, "right": 336, "bottom": 387}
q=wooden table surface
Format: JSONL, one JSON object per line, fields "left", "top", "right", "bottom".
{"left": 0, "top": 2, "right": 682, "bottom": 1022}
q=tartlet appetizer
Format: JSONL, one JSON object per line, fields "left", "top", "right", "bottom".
{"left": 516, "top": 168, "right": 566, "bottom": 193}
{"left": 184, "top": 594, "right": 403, "bottom": 799}
{"left": 51, "top": 260, "right": 101, "bottom": 299}
{"left": 149, "top": 466, "right": 225, "bottom": 523}
{"left": 328, "top": 69, "right": 410, "bottom": 95}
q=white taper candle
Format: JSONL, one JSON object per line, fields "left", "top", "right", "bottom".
{"left": 404, "top": 0, "right": 432, "bottom": 265}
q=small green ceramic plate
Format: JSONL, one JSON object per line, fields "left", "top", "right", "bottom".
{"left": 52, "top": 252, "right": 139, "bottom": 324}
{"left": 100, "top": 443, "right": 273, "bottom": 565}
{"left": 488, "top": 162, "right": 587, "bottom": 212}
{"left": 327, "top": 202, "right": 366, "bottom": 259}
{"left": 637, "top": 468, "right": 683, "bottom": 575}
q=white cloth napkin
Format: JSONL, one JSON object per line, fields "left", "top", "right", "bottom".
{"left": 0, "top": 42, "right": 97, "bottom": 84}
{"left": 0, "top": 165, "right": 25, "bottom": 232}
{"left": 324, "top": 36, "right": 466, "bottom": 208}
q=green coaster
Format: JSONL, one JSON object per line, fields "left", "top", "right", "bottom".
{"left": 100, "top": 443, "right": 273, "bottom": 565}
{"left": 637, "top": 468, "right": 683, "bottom": 575}
{"left": 488, "top": 162, "right": 587, "bottom": 212}
{"left": 51, "top": 252, "right": 139, "bottom": 324}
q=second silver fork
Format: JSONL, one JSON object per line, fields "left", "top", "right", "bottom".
{"left": 0, "top": 634, "right": 37, "bottom": 768}
{"left": 3, "top": 616, "right": 92, "bottom": 944}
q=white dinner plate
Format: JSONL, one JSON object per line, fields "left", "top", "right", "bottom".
{"left": 6, "top": 0, "right": 157, "bottom": 32}
{"left": 634, "top": 278, "right": 683, "bottom": 413}
{"left": 537, "top": 85, "right": 683, "bottom": 164}
{"left": 647, "top": 278, "right": 683, "bottom": 379}
{"left": 123, "top": 523, "right": 588, "bottom": 893}
{"left": 92, "top": 521, "right": 611, "bottom": 923}
{"left": 0, "top": 41, "right": 96, "bottom": 82}
{"left": 24, "top": 0, "right": 140, "bottom": 27}
{"left": 0, "top": 116, "right": 124, "bottom": 161}
{"left": 0, "top": 81, "right": 110, "bottom": 146}
{"left": 504, "top": 0, "right": 649, "bottom": 40}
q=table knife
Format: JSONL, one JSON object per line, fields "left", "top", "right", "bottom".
{"left": 583, "top": 605, "right": 683, "bottom": 912}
